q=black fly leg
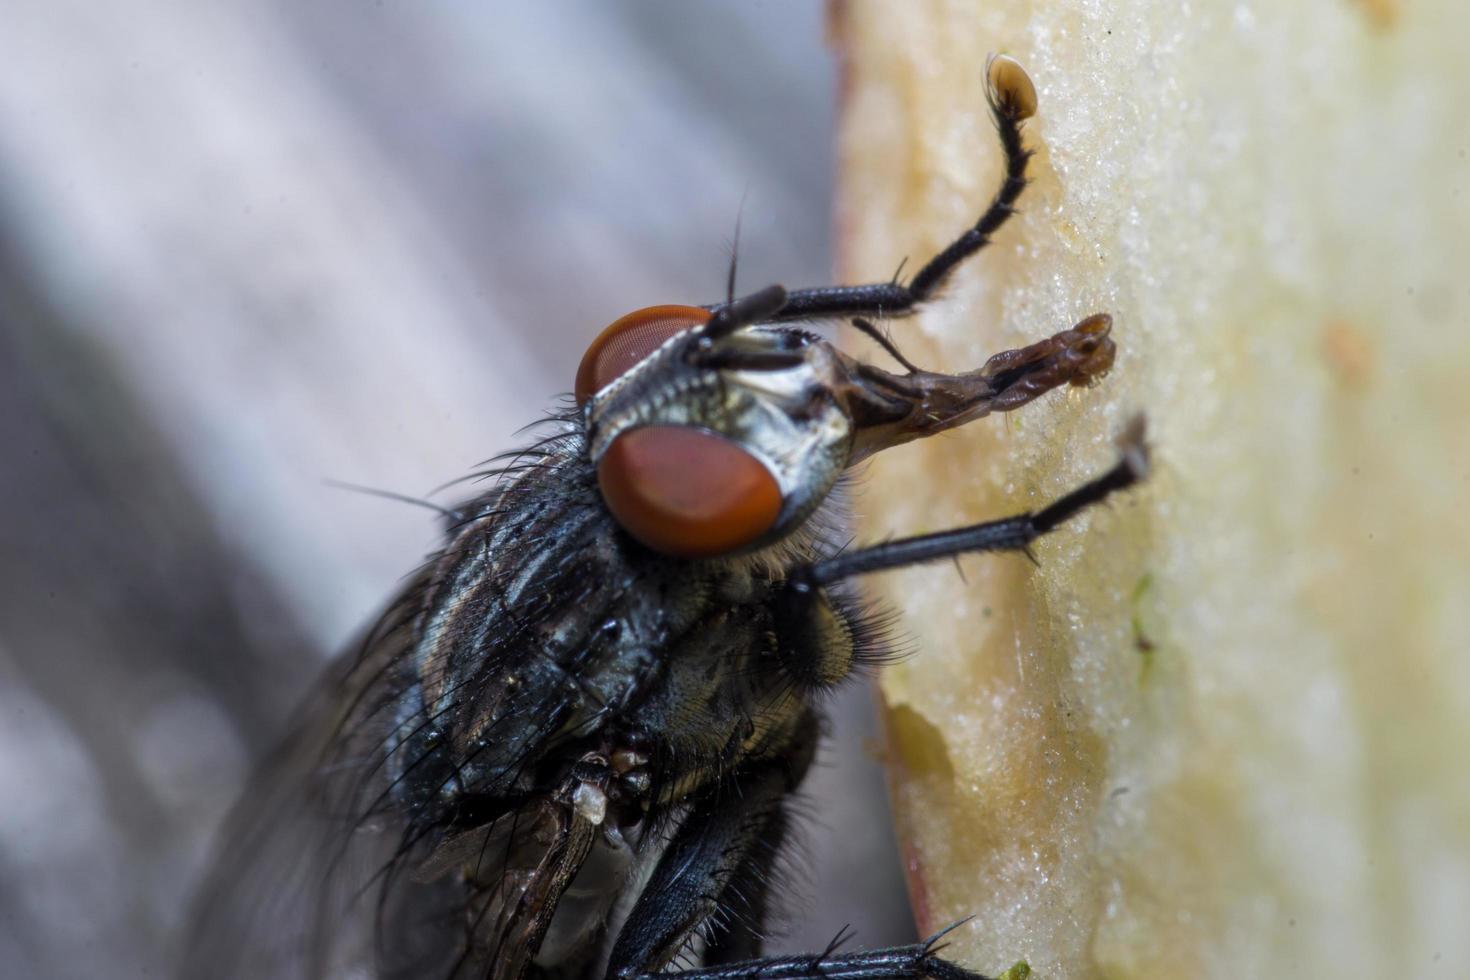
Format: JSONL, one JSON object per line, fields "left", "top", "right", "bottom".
{"left": 692, "top": 783, "right": 792, "bottom": 967}
{"left": 615, "top": 939, "right": 993, "bottom": 980}
{"left": 605, "top": 714, "right": 991, "bottom": 980}
{"left": 605, "top": 715, "right": 817, "bottom": 978}
{"left": 765, "top": 64, "right": 1032, "bottom": 324}
{"left": 797, "top": 416, "right": 1149, "bottom": 589}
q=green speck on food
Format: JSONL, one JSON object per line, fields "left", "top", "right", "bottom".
{"left": 998, "top": 960, "right": 1031, "bottom": 980}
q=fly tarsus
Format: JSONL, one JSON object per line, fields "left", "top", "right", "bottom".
{"left": 790, "top": 415, "right": 1149, "bottom": 588}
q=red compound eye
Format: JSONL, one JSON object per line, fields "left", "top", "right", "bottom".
{"left": 597, "top": 426, "right": 782, "bottom": 558}
{"left": 575, "top": 305, "right": 711, "bottom": 406}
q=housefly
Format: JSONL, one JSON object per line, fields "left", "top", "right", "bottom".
{"left": 182, "top": 56, "right": 1148, "bottom": 980}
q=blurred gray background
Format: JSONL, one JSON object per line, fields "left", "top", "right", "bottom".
{"left": 0, "top": 2, "right": 915, "bottom": 977}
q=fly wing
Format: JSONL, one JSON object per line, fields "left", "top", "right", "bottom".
{"left": 180, "top": 441, "right": 648, "bottom": 978}
{"left": 178, "top": 606, "right": 475, "bottom": 979}
{"left": 178, "top": 528, "right": 611, "bottom": 977}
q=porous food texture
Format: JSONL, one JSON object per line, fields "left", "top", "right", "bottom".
{"left": 835, "top": 2, "right": 1470, "bottom": 977}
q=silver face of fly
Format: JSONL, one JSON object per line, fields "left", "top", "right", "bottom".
{"left": 583, "top": 303, "right": 859, "bottom": 552}
{"left": 182, "top": 55, "right": 1147, "bottom": 980}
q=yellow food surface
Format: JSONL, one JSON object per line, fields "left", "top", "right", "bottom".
{"left": 834, "top": 1, "right": 1470, "bottom": 977}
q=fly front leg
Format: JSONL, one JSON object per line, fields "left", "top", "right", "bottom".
{"left": 604, "top": 714, "right": 819, "bottom": 979}
{"left": 604, "top": 714, "right": 991, "bottom": 980}
{"left": 768, "top": 56, "right": 1036, "bottom": 324}
{"left": 792, "top": 416, "right": 1149, "bottom": 591}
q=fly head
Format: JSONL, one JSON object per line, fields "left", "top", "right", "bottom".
{"left": 577, "top": 283, "right": 1115, "bottom": 560}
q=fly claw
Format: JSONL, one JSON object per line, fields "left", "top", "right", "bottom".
{"left": 183, "top": 55, "right": 1147, "bottom": 980}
